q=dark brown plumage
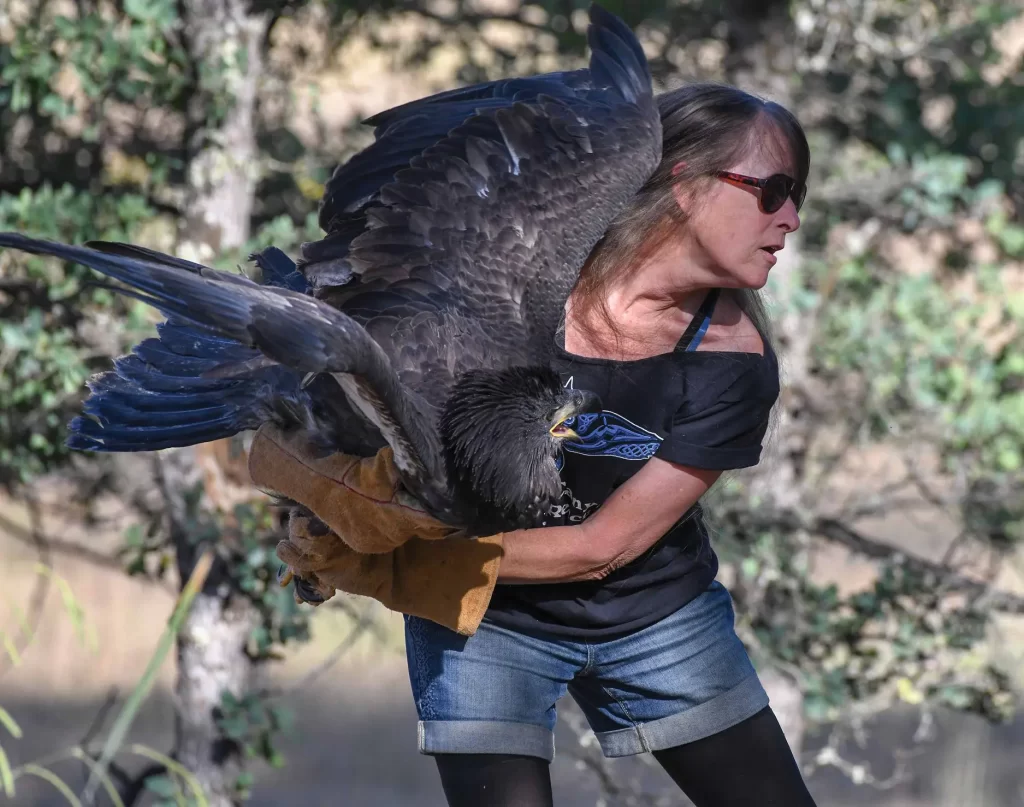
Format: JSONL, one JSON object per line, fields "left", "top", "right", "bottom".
{"left": 0, "top": 4, "right": 661, "bottom": 532}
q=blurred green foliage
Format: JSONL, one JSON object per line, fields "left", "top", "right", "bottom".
{"left": 1, "top": 0, "right": 189, "bottom": 126}
{"left": 0, "top": 186, "right": 158, "bottom": 478}
{"left": 217, "top": 689, "right": 293, "bottom": 797}
{"left": 730, "top": 525, "right": 1015, "bottom": 725}
{"left": 124, "top": 481, "right": 311, "bottom": 655}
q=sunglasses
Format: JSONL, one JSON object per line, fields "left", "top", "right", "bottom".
{"left": 717, "top": 171, "right": 807, "bottom": 214}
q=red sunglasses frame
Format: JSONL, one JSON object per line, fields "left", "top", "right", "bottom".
{"left": 717, "top": 171, "right": 807, "bottom": 214}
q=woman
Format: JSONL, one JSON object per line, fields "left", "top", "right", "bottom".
{"left": 402, "top": 82, "right": 816, "bottom": 807}
{"left": 258, "top": 81, "right": 817, "bottom": 806}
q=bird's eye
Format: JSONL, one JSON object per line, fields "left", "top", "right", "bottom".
{"left": 562, "top": 416, "right": 576, "bottom": 428}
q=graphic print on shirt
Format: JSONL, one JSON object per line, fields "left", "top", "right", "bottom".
{"left": 550, "top": 376, "right": 664, "bottom": 523}
{"left": 556, "top": 376, "right": 663, "bottom": 466}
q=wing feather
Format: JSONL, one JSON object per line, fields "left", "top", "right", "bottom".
{"left": 304, "top": 3, "right": 661, "bottom": 389}
{"left": 0, "top": 4, "right": 660, "bottom": 528}
{"left": 0, "top": 233, "right": 448, "bottom": 508}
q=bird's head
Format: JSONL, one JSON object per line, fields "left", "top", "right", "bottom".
{"left": 439, "top": 366, "right": 602, "bottom": 528}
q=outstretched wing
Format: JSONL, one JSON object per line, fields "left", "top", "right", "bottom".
{"left": 304, "top": 3, "right": 662, "bottom": 393}
{"left": 62, "top": 244, "right": 382, "bottom": 457}
{"left": 297, "top": 71, "right": 594, "bottom": 294}
{"left": 314, "top": 68, "right": 594, "bottom": 232}
{"left": 0, "top": 234, "right": 448, "bottom": 511}
{"left": 0, "top": 4, "right": 659, "bottom": 519}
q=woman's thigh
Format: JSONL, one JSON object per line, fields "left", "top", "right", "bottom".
{"left": 404, "top": 615, "right": 586, "bottom": 762}
{"left": 569, "top": 581, "right": 769, "bottom": 758}
{"left": 652, "top": 706, "right": 817, "bottom": 806}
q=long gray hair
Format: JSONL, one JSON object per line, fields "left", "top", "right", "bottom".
{"left": 570, "top": 82, "right": 810, "bottom": 359}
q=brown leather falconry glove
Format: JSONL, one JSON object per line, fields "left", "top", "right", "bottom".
{"left": 247, "top": 424, "right": 504, "bottom": 636}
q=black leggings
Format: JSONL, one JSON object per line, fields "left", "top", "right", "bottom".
{"left": 434, "top": 706, "right": 817, "bottom": 807}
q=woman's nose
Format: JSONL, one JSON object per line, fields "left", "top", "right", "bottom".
{"left": 779, "top": 198, "right": 801, "bottom": 232}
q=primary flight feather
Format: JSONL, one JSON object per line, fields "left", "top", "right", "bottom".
{"left": 0, "top": 4, "right": 662, "bottom": 534}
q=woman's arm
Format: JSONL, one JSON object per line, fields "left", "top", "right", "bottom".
{"left": 497, "top": 457, "right": 722, "bottom": 584}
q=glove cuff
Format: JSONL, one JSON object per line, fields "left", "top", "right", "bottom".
{"left": 248, "top": 424, "right": 454, "bottom": 552}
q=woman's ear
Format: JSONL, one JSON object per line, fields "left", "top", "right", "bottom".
{"left": 671, "top": 161, "right": 687, "bottom": 177}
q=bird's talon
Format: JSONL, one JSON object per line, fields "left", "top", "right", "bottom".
{"left": 294, "top": 576, "right": 326, "bottom": 604}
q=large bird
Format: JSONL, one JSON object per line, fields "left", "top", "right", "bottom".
{"left": 0, "top": 4, "right": 662, "bottom": 534}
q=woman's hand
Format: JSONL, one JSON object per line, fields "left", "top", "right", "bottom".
{"left": 496, "top": 456, "right": 722, "bottom": 584}
{"left": 248, "top": 424, "right": 461, "bottom": 554}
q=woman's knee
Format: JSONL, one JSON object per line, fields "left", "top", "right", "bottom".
{"left": 434, "top": 753, "right": 554, "bottom": 807}
{"left": 652, "top": 707, "right": 817, "bottom": 807}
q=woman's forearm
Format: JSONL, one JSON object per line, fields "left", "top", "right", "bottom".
{"left": 494, "top": 457, "right": 722, "bottom": 584}
{"left": 495, "top": 515, "right": 672, "bottom": 583}
{"left": 495, "top": 522, "right": 611, "bottom": 584}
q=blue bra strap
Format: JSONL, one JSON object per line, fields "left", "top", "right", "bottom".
{"left": 677, "top": 289, "right": 721, "bottom": 352}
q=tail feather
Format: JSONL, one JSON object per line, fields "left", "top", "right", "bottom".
{"left": 155, "top": 317, "right": 262, "bottom": 360}
{"left": 249, "top": 246, "right": 310, "bottom": 293}
{"left": 20, "top": 242, "right": 314, "bottom": 453}
{"left": 109, "top": 356, "right": 243, "bottom": 392}
{"left": 82, "top": 381, "right": 256, "bottom": 419}
{"left": 71, "top": 345, "right": 305, "bottom": 451}
{"left": 586, "top": 3, "right": 652, "bottom": 104}
{"left": 131, "top": 337, "right": 250, "bottom": 376}
{"left": 84, "top": 398, "right": 241, "bottom": 428}
{"left": 68, "top": 414, "right": 249, "bottom": 452}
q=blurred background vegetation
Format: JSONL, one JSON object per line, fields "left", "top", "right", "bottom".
{"left": 1, "top": 0, "right": 1023, "bottom": 804}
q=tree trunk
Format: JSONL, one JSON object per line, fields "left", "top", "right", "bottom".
{"left": 179, "top": 0, "right": 270, "bottom": 260}
{"left": 743, "top": 231, "right": 812, "bottom": 756}
{"left": 164, "top": 2, "right": 270, "bottom": 802}
{"left": 174, "top": 582, "right": 257, "bottom": 805}
{"left": 158, "top": 447, "right": 259, "bottom": 807}
{"left": 719, "top": 2, "right": 811, "bottom": 756}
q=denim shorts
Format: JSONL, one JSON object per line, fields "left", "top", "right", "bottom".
{"left": 403, "top": 581, "right": 768, "bottom": 761}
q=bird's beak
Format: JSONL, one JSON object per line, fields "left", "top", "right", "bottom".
{"left": 549, "top": 421, "right": 579, "bottom": 441}
{"left": 549, "top": 387, "right": 600, "bottom": 440}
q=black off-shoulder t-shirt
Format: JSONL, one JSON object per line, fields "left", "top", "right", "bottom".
{"left": 484, "top": 290, "right": 780, "bottom": 640}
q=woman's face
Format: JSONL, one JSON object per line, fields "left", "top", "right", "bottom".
{"left": 674, "top": 143, "right": 802, "bottom": 290}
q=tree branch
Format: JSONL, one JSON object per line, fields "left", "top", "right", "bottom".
{"left": 256, "top": 602, "right": 375, "bottom": 700}
{"left": 0, "top": 509, "right": 174, "bottom": 592}
{"left": 774, "top": 510, "right": 1024, "bottom": 614}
